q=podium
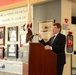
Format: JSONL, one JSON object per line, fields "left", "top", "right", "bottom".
{"left": 23, "top": 43, "right": 57, "bottom": 75}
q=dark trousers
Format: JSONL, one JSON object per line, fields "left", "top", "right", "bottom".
{"left": 57, "top": 64, "right": 64, "bottom": 75}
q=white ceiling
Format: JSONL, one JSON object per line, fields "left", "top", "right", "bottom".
{"left": 72, "top": 2, "right": 76, "bottom": 16}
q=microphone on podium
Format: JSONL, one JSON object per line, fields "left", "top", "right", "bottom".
{"left": 30, "top": 34, "right": 38, "bottom": 38}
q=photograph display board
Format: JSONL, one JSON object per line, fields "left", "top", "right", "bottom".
{"left": 8, "top": 26, "right": 18, "bottom": 42}
{"left": 38, "top": 20, "right": 54, "bottom": 42}
{"left": 0, "top": 47, "right": 4, "bottom": 59}
{"left": 0, "top": 27, "right": 5, "bottom": 45}
{"left": 7, "top": 44, "right": 18, "bottom": 58}
{"left": 20, "top": 34, "right": 25, "bottom": 47}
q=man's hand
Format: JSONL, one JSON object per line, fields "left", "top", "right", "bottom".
{"left": 44, "top": 45, "right": 51, "bottom": 50}
{"left": 38, "top": 33, "right": 42, "bottom": 39}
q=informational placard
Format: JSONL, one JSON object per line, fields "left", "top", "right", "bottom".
{"left": 0, "top": 27, "right": 5, "bottom": 45}
{"left": 62, "top": 18, "right": 70, "bottom": 30}
{"left": 0, "top": 6, "right": 33, "bottom": 24}
{"left": 8, "top": 26, "right": 18, "bottom": 42}
{"left": 38, "top": 20, "right": 54, "bottom": 42}
{"left": 0, "top": 47, "right": 4, "bottom": 59}
{"left": 20, "top": 34, "right": 25, "bottom": 47}
{"left": 7, "top": 44, "right": 18, "bottom": 58}
{"left": 0, "top": 60, "right": 22, "bottom": 74}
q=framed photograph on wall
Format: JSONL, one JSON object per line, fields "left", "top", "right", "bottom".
{"left": 38, "top": 20, "right": 55, "bottom": 42}
{"left": 8, "top": 26, "right": 18, "bottom": 42}
{"left": 7, "top": 44, "right": 18, "bottom": 58}
{"left": 20, "top": 34, "right": 25, "bottom": 47}
{"left": 0, "top": 27, "right": 5, "bottom": 45}
{"left": 0, "top": 47, "right": 4, "bottom": 59}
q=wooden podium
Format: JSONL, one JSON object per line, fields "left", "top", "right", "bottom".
{"left": 23, "top": 43, "right": 57, "bottom": 75}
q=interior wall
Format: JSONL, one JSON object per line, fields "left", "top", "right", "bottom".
{"left": 72, "top": 2, "right": 76, "bottom": 17}
{"left": 61, "top": 0, "right": 72, "bottom": 75}
{"left": 33, "top": 0, "right": 61, "bottom": 42}
{"left": 71, "top": 1, "right": 76, "bottom": 69}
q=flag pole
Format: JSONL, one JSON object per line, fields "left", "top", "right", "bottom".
{"left": 26, "top": 0, "right": 33, "bottom": 43}
{"left": 26, "top": 0, "right": 32, "bottom": 27}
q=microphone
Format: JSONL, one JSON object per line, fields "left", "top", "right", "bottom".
{"left": 30, "top": 34, "right": 38, "bottom": 38}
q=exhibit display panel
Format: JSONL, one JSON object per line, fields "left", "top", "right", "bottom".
{"left": 0, "top": 60, "right": 23, "bottom": 74}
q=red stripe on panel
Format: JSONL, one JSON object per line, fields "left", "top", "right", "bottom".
{"left": 0, "top": 0, "right": 23, "bottom": 6}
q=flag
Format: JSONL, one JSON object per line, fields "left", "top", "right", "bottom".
{"left": 26, "top": 0, "right": 33, "bottom": 43}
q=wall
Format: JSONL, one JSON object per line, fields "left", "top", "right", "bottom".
{"left": 69, "top": 24, "right": 76, "bottom": 74}
{"left": 33, "top": 0, "right": 61, "bottom": 42}
{"left": 61, "top": 0, "right": 72, "bottom": 75}
{"left": 71, "top": 0, "right": 76, "bottom": 70}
